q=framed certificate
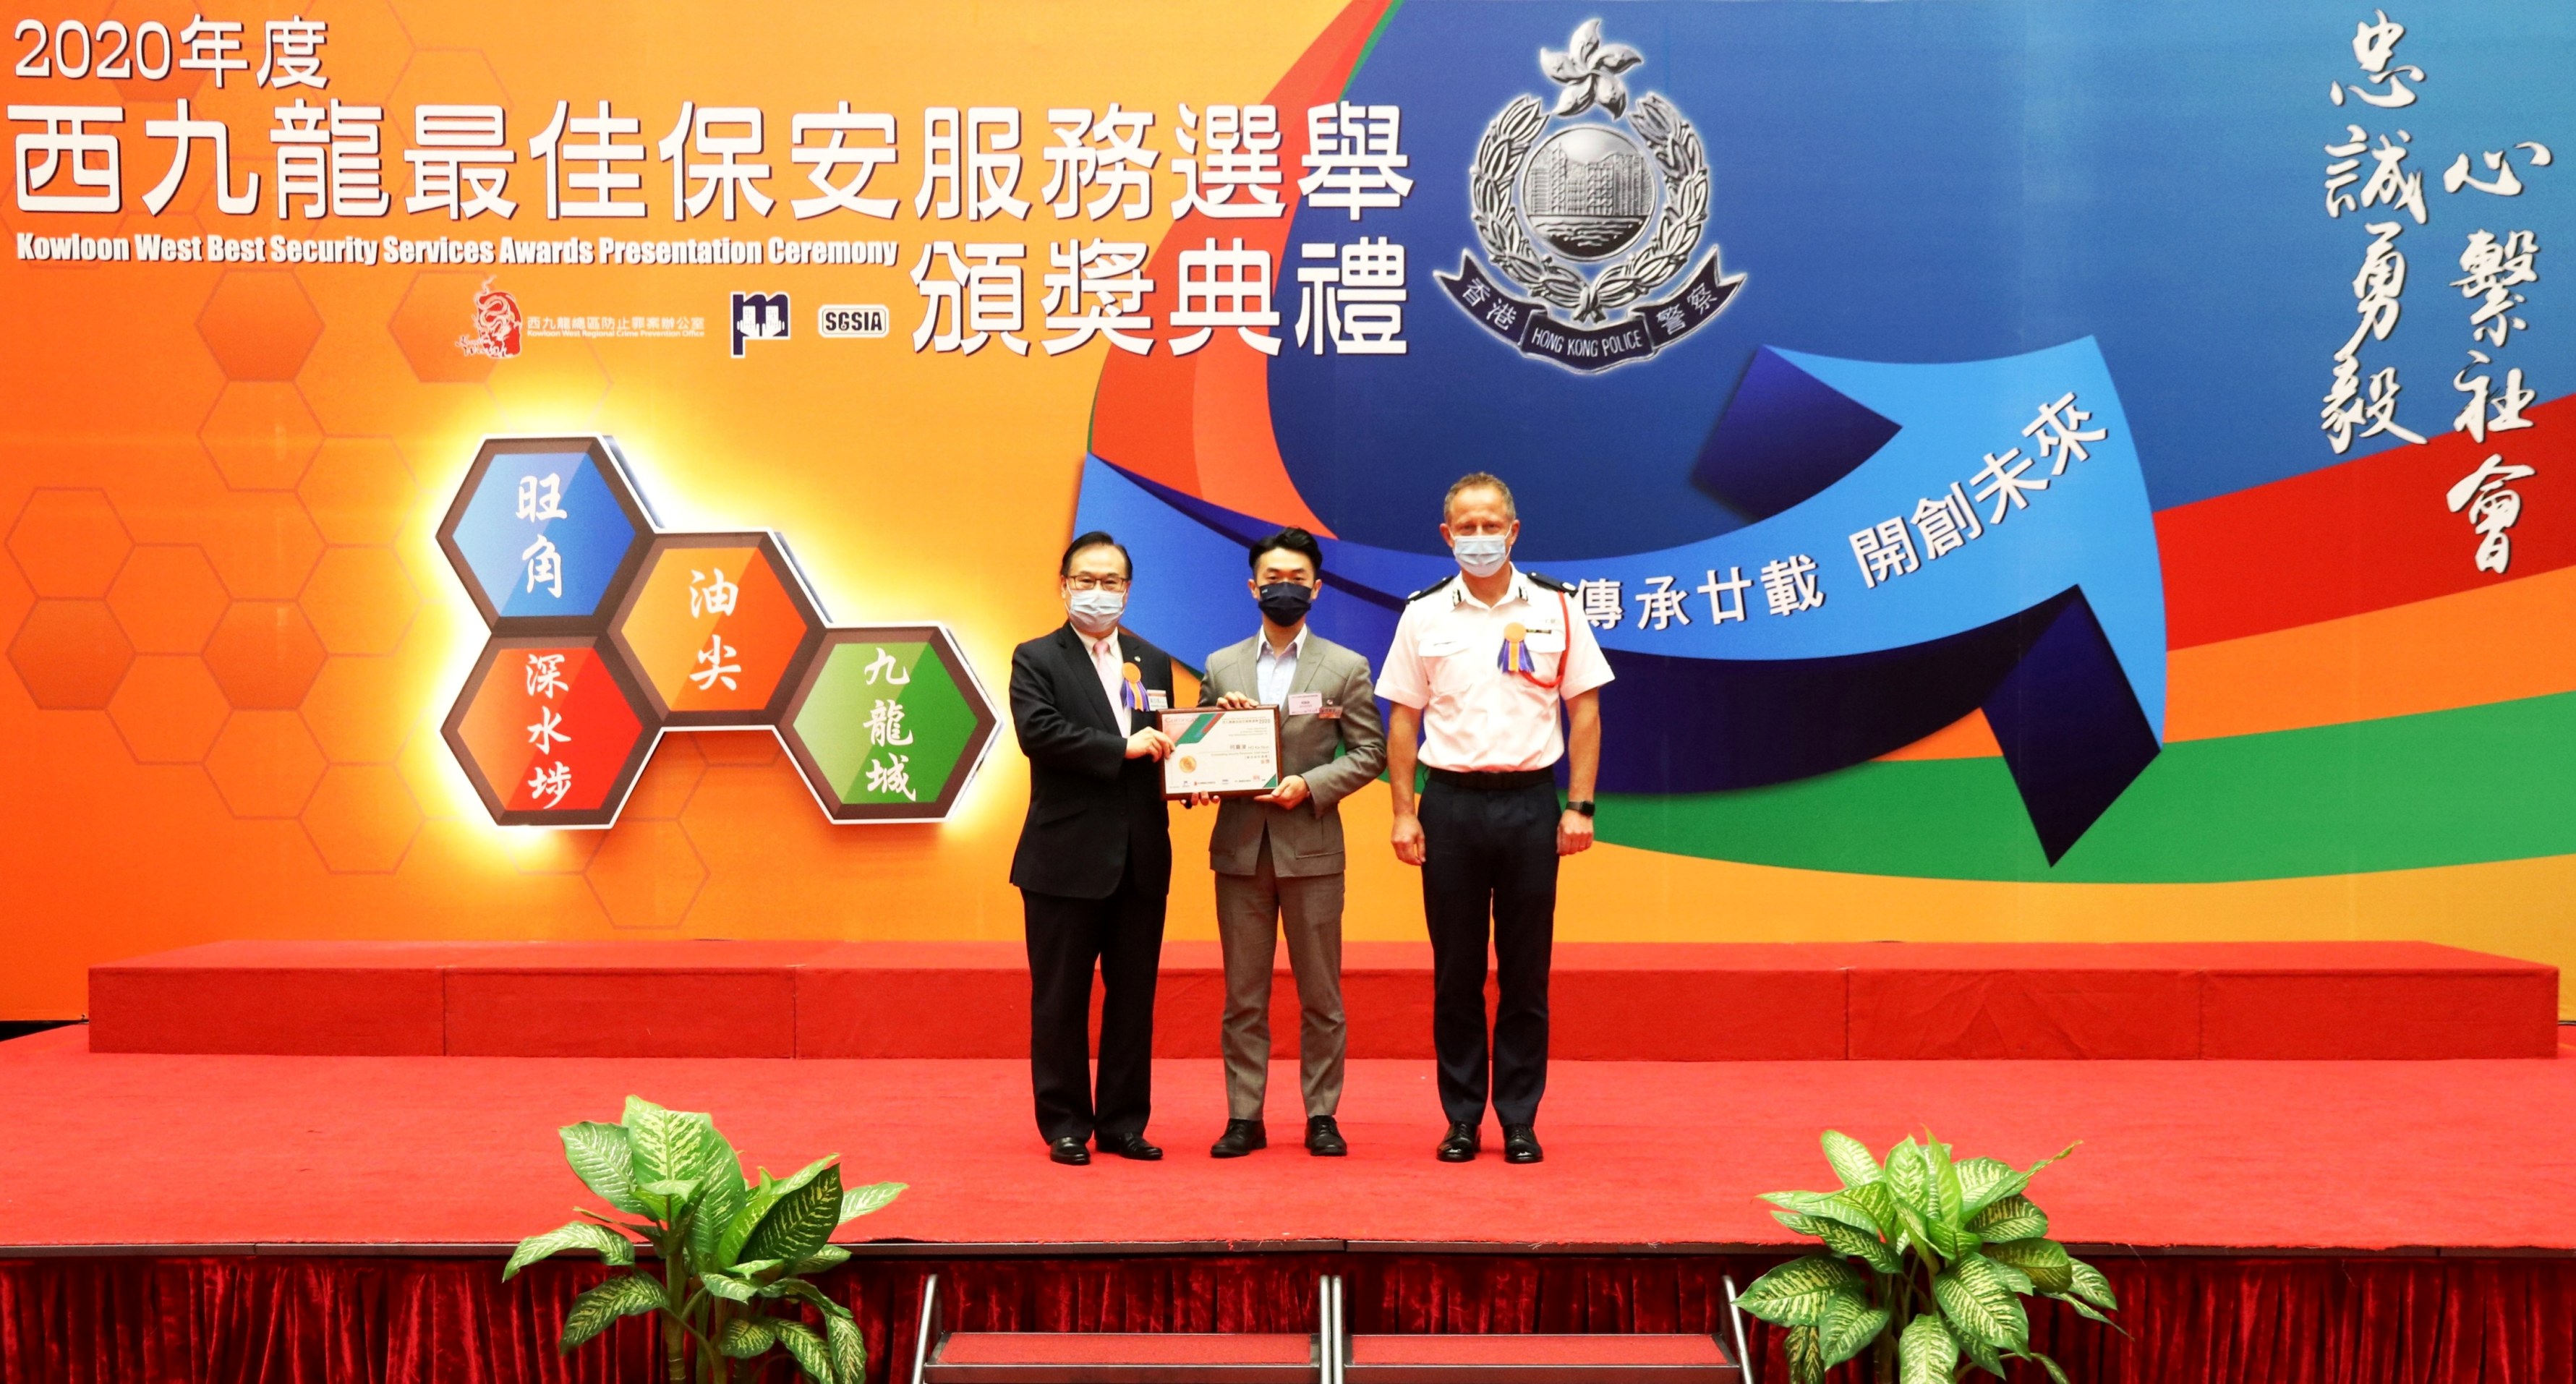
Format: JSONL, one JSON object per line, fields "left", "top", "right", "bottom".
{"left": 1159, "top": 706, "right": 1284, "bottom": 799}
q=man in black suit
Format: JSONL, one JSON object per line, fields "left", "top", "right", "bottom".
{"left": 1008, "top": 530, "right": 1178, "bottom": 1166}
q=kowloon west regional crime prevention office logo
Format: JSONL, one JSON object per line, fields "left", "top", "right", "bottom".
{"left": 1438, "top": 20, "right": 1744, "bottom": 372}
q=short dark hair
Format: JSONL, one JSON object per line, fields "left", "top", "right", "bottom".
{"left": 1248, "top": 526, "right": 1323, "bottom": 579}
{"left": 1059, "top": 530, "right": 1132, "bottom": 578}
{"left": 1444, "top": 471, "right": 1517, "bottom": 521}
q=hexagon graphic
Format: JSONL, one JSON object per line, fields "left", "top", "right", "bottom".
{"left": 779, "top": 625, "right": 997, "bottom": 823}
{"left": 437, "top": 435, "right": 653, "bottom": 632}
{"left": 197, "top": 270, "right": 324, "bottom": 380}
{"left": 443, "top": 634, "right": 657, "bottom": 826}
{"left": 606, "top": 532, "right": 824, "bottom": 726}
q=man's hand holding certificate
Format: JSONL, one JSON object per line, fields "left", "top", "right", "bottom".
{"left": 1160, "top": 706, "right": 1284, "bottom": 799}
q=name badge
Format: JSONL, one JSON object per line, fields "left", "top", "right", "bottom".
{"left": 1286, "top": 691, "right": 1323, "bottom": 717}
{"left": 1318, "top": 702, "right": 1344, "bottom": 719}
{"left": 1146, "top": 688, "right": 1169, "bottom": 711}
{"left": 1418, "top": 634, "right": 1470, "bottom": 657}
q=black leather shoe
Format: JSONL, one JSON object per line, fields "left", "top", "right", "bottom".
{"left": 1049, "top": 1136, "right": 1091, "bottom": 1166}
{"left": 1306, "top": 1116, "right": 1347, "bottom": 1157}
{"left": 1210, "top": 1119, "right": 1267, "bottom": 1158}
{"left": 1436, "top": 1122, "right": 1480, "bottom": 1162}
{"left": 1502, "top": 1124, "right": 1543, "bottom": 1163}
{"left": 1099, "top": 1131, "right": 1164, "bottom": 1161}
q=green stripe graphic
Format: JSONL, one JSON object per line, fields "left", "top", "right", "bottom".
{"left": 1598, "top": 689, "right": 2576, "bottom": 883}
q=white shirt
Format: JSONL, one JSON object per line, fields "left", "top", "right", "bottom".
{"left": 1253, "top": 624, "right": 1308, "bottom": 706}
{"left": 1086, "top": 631, "right": 1129, "bottom": 735}
{"left": 1376, "top": 566, "right": 1614, "bottom": 772}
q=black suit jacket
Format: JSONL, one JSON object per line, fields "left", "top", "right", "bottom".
{"left": 1007, "top": 623, "right": 1175, "bottom": 900}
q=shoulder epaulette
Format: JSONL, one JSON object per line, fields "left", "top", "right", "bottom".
{"left": 1404, "top": 573, "right": 1458, "bottom": 602}
{"left": 1523, "top": 571, "right": 1573, "bottom": 593}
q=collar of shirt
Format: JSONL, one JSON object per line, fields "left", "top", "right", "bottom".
{"left": 1449, "top": 566, "right": 1535, "bottom": 612}
{"left": 1253, "top": 625, "right": 1309, "bottom": 665}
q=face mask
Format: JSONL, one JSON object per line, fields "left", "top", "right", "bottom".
{"left": 1257, "top": 581, "right": 1314, "bottom": 625}
{"left": 1066, "top": 586, "right": 1125, "bottom": 635}
{"left": 1452, "top": 534, "right": 1511, "bottom": 578}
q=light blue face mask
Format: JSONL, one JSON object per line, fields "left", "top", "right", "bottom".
{"left": 1066, "top": 586, "right": 1125, "bottom": 634}
{"left": 1451, "top": 534, "right": 1511, "bottom": 578}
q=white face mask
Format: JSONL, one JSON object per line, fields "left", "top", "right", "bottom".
{"left": 1451, "top": 534, "right": 1511, "bottom": 578}
{"left": 1066, "top": 586, "right": 1125, "bottom": 635}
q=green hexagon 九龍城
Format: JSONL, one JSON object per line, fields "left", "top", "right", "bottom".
{"left": 794, "top": 640, "right": 978, "bottom": 810}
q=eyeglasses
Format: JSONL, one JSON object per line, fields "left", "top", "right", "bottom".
{"left": 1064, "top": 575, "right": 1130, "bottom": 591}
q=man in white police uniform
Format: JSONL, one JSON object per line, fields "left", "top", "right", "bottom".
{"left": 1377, "top": 472, "right": 1613, "bottom": 1164}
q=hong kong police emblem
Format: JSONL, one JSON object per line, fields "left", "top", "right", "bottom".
{"left": 1438, "top": 20, "right": 1744, "bottom": 372}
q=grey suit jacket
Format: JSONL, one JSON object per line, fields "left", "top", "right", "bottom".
{"left": 1197, "top": 631, "right": 1387, "bottom": 877}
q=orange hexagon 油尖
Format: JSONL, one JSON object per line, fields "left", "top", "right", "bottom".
{"left": 200, "top": 383, "right": 325, "bottom": 490}
{"left": 299, "top": 546, "right": 419, "bottom": 656}
{"left": 108, "top": 545, "right": 229, "bottom": 653}
{"left": 197, "top": 270, "right": 325, "bottom": 381}
{"left": 8, "top": 599, "right": 135, "bottom": 709}
{"left": 108, "top": 655, "right": 231, "bottom": 762}
{"left": 202, "top": 599, "right": 328, "bottom": 708}
{"left": 202, "top": 709, "right": 328, "bottom": 817}
{"left": 605, "top": 533, "right": 824, "bottom": 725}
{"left": 9, "top": 489, "right": 131, "bottom": 598}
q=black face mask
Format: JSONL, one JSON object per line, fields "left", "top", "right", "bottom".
{"left": 1258, "top": 581, "right": 1314, "bottom": 625}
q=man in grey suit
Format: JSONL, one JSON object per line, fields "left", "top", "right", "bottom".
{"left": 1194, "top": 527, "right": 1387, "bottom": 1158}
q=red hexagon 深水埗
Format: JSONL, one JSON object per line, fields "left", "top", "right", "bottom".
{"left": 443, "top": 635, "right": 657, "bottom": 826}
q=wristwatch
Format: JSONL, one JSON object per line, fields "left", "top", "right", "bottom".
{"left": 1567, "top": 799, "right": 1596, "bottom": 818}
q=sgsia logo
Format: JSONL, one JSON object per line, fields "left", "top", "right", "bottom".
{"left": 1437, "top": 20, "right": 1744, "bottom": 372}
{"left": 457, "top": 278, "right": 523, "bottom": 359}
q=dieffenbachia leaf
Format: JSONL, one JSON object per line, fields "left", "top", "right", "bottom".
{"left": 2022, "top": 1349, "right": 2073, "bottom": 1384}
{"left": 1923, "top": 1135, "right": 1962, "bottom": 1230}
{"left": 1812, "top": 1215, "right": 1903, "bottom": 1276}
{"left": 722, "top": 1157, "right": 837, "bottom": 1266}
{"left": 717, "top": 1316, "right": 780, "bottom": 1358}
{"left": 2066, "top": 1258, "right": 2119, "bottom": 1311}
{"left": 1896, "top": 1313, "right": 1958, "bottom": 1384}
{"left": 1821, "top": 1130, "right": 1882, "bottom": 1189}
{"left": 1783, "top": 1325, "right": 1824, "bottom": 1384}
{"left": 1934, "top": 1255, "right": 2030, "bottom": 1351}
{"left": 560, "top": 1122, "right": 641, "bottom": 1214}
{"left": 1773, "top": 1210, "right": 1825, "bottom": 1236}
{"left": 2048, "top": 1292, "right": 2120, "bottom": 1328}
{"left": 743, "top": 1161, "right": 844, "bottom": 1267}
{"left": 1837, "top": 1182, "right": 1901, "bottom": 1238}
{"left": 1884, "top": 1140, "right": 1933, "bottom": 1227}
{"left": 560, "top": 1273, "right": 665, "bottom": 1351}
{"left": 1962, "top": 1330, "right": 2007, "bottom": 1380}
{"left": 1966, "top": 1195, "right": 2047, "bottom": 1242}
{"left": 1734, "top": 1254, "right": 1862, "bottom": 1327}
{"left": 774, "top": 1319, "right": 834, "bottom": 1383}
{"left": 840, "top": 1181, "right": 905, "bottom": 1223}
{"left": 698, "top": 1269, "right": 760, "bottom": 1304}
{"left": 1983, "top": 1237, "right": 2074, "bottom": 1294}
{"left": 1951, "top": 1158, "right": 2031, "bottom": 1219}
{"left": 798, "top": 1245, "right": 854, "bottom": 1275}
{"left": 1817, "top": 1295, "right": 1889, "bottom": 1370}
{"left": 503, "top": 1220, "right": 636, "bottom": 1280}
{"left": 827, "top": 1310, "right": 869, "bottom": 1383}
{"left": 623, "top": 1098, "right": 730, "bottom": 1198}
{"left": 686, "top": 1124, "right": 751, "bottom": 1268}
{"left": 1764, "top": 1189, "right": 1885, "bottom": 1240}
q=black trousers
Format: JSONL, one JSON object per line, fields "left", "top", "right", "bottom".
{"left": 1418, "top": 779, "right": 1558, "bottom": 1126}
{"left": 1021, "top": 858, "right": 1167, "bottom": 1143}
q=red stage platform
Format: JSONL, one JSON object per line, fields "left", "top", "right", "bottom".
{"left": 6, "top": 1025, "right": 2575, "bottom": 1382}
{"left": 88, "top": 939, "right": 2560, "bottom": 1061}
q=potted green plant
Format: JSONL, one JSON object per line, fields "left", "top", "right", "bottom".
{"left": 1735, "top": 1131, "right": 2117, "bottom": 1383}
{"left": 505, "top": 1096, "right": 905, "bottom": 1384}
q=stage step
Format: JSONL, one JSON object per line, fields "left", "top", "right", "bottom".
{"left": 87, "top": 939, "right": 2559, "bottom": 1060}
{"left": 1345, "top": 1335, "right": 1741, "bottom": 1383}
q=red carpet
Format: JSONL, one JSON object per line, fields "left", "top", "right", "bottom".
{"left": 85, "top": 939, "right": 2561, "bottom": 1062}
{"left": 4, "top": 1023, "right": 2574, "bottom": 1252}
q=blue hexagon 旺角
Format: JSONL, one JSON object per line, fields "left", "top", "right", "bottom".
{"left": 438, "top": 436, "right": 654, "bottom": 632}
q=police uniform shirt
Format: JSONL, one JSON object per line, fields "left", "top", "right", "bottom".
{"left": 1376, "top": 567, "right": 1615, "bottom": 773}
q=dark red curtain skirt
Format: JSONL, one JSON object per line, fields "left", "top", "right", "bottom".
{"left": 4, "top": 1252, "right": 2570, "bottom": 1384}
